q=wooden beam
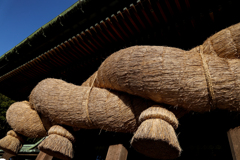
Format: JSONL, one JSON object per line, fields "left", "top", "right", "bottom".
{"left": 35, "top": 151, "right": 53, "bottom": 160}
{"left": 1, "top": 152, "right": 15, "bottom": 160}
{"left": 105, "top": 144, "right": 128, "bottom": 160}
{"left": 227, "top": 127, "right": 240, "bottom": 160}
{"left": 18, "top": 154, "right": 38, "bottom": 156}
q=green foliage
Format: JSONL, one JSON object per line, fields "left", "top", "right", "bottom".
{"left": 0, "top": 93, "right": 15, "bottom": 138}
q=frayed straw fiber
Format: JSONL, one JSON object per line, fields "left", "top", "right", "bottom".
{"left": 0, "top": 130, "right": 24, "bottom": 155}
{"left": 7, "top": 20, "right": 240, "bottom": 160}
{"left": 190, "top": 22, "right": 240, "bottom": 111}
{"left": 27, "top": 78, "right": 186, "bottom": 160}
{"left": 201, "top": 22, "right": 240, "bottom": 59}
{"left": 131, "top": 119, "right": 181, "bottom": 159}
{"left": 38, "top": 125, "right": 74, "bottom": 160}
{"left": 29, "top": 78, "right": 166, "bottom": 133}
{"left": 82, "top": 46, "right": 210, "bottom": 113}
{"left": 48, "top": 125, "right": 75, "bottom": 142}
{"left": 139, "top": 106, "right": 179, "bottom": 129}
{"left": 83, "top": 23, "right": 240, "bottom": 112}
{"left": 6, "top": 130, "right": 24, "bottom": 143}
{"left": 131, "top": 107, "right": 181, "bottom": 159}
{"left": 6, "top": 101, "right": 47, "bottom": 138}
{"left": 39, "top": 135, "right": 73, "bottom": 160}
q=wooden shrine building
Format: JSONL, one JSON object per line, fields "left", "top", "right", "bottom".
{"left": 1, "top": 0, "right": 240, "bottom": 159}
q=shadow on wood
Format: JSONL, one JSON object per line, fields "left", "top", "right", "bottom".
{"left": 227, "top": 127, "right": 240, "bottom": 160}
{"left": 35, "top": 151, "right": 53, "bottom": 160}
{"left": 105, "top": 144, "right": 128, "bottom": 160}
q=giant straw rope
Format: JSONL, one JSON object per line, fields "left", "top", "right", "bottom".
{"left": 1, "top": 22, "right": 240, "bottom": 160}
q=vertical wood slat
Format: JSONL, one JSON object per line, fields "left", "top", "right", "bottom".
{"left": 130, "top": 4, "right": 146, "bottom": 29}
{"left": 95, "top": 23, "right": 112, "bottom": 43}
{"left": 123, "top": 8, "right": 141, "bottom": 33}
{"left": 100, "top": 21, "right": 118, "bottom": 42}
{"left": 146, "top": 0, "right": 160, "bottom": 24}
{"left": 227, "top": 127, "right": 240, "bottom": 160}
{"left": 85, "top": 29, "right": 104, "bottom": 48}
{"left": 106, "top": 17, "right": 125, "bottom": 41}
{"left": 35, "top": 151, "right": 53, "bottom": 160}
{"left": 66, "top": 38, "right": 88, "bottom": 56}
{"left": 117, "top": 11, "right": 134, "bottom": 35}
{"left": 155, "top": 0, "right": 168, "bottom": 23}
{"left": 81, "top": 32, "right": 99, "bottom": 50}
{"left": 90, "top": 26, "right": 106, "bottom": 45}
{"left": 111, "top": 15, "right": 130, "bottom": 38}
{"left": 105, "top": 144, "right": 128, "bottom": 160}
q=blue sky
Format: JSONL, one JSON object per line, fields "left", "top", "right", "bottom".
{"left": 0, "top": 0, "right": 77, "bottom": 57}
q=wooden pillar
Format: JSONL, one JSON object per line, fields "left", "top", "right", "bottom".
{"left": 35, "top": 151, "right": 53, "bottom": 160}
{"left": 227, "top": 127, "right": 240, "bottom": 160}
{"left": 105, "top": 144, "right": 128, "bottom": 160}
{"left": 1, "top": 152, "right": 15, "bottom": 160}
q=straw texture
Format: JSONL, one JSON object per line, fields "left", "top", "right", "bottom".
{"left": 38, "top": 125, "right": 74, "bottom": 160}
{"left": 131, "top": 119, "right": 181, "bottom": 159}
{"left": 6, "top": 101, "right": 47, "bottom": 138}
{"left": 39, "top": 135, "right": 73, "bottom": 160}
{"left": 83, "top": 23, "right": 240, "bottom": 113}
{"left": 6, "top": 21, "right": 240, "bottom": 160}
{"left": 189, "top": 23, "right": 240, "bottom": 111}
{"left": 202, "top": 22, "right": 240, "bottom": 59}
{"left": 48, "top": 125, "right": 75, "bottom": 142}
{"left": 131, "top": 107, "right": 180, "bottom": 159}
{"left": 139, "top": 106, "right": 179, "bottom": 129}
{"left": 30, "top": 78, "right": 162, "bottom": 133}
{"left": 7, "top": 130, "right": 24, "bottom": 143}
{"left": 83, "top": 46, "right": 210, "bottom": 112}
{"left": 0, "top": 130, "right": 23, "bottom": 155}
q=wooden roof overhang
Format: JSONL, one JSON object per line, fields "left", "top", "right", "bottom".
{"left": 1, "top": 0, "right": 240, "bottom": 100}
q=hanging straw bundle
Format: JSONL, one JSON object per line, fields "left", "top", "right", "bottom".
{"left": 29, "top": 78, "right": 182, "bottom": 160}
{"left": 0, "top": 130, "right": 24, "bottom": 155}
{"left": 6, "top": 101, "right": 47, "bottom": 138}
{"left": 131, "top": 106, "right": 181, "bottom": 159}
{"left": 38, "top": 125, "right": 74, "bottom": 160}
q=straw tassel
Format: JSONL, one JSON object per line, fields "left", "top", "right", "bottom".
{"left": 0, "top": 130, "right": 24, "bottom": 155}
{"left": 131, "top": 106, "right": 181, "bottom": 159}
{"left": 38, "top": 125, "right": 74, "bottom": 160}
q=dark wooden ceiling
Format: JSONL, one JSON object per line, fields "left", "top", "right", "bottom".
{"left": 1, "top": 0, "right": 239, "bottom": 100}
